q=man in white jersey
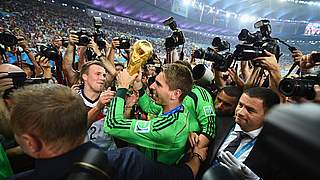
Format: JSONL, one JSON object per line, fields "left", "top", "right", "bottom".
{"left": 78, "top": 60, "right": 116, "bottom": 151}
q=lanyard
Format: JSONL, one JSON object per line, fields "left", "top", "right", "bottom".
{"left": 162, "top": 105, "right": 183, "bottom": 116}
{"left": 233, "top": 138, "right": 257, "bottom": 158}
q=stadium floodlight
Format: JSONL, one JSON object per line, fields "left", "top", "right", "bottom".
{"left": 183, "top": 0, "right": 192, "bottom": 6}
{"left": 226, "top": 12, "right": 231, "bottom": 18}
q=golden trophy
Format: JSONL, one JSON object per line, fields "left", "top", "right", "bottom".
{"left": 127, "top": 40, "right": 153, "bottom": 75}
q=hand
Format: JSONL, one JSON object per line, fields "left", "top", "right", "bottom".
{"left": 253, "top": 50, "right": 279, "bottom": 72}
{"left": 68, "top": 33, "right": 79, "bottom": 46}
{"left": 116, "top": 69, "right": 138, "bottom": 89}
{"left": 16, "top": 36, "right": 29, "bottom": 51}
{"left": 133, "top": 70, "right": 143, "bottom": 91}
{"left": 219, "top": 151, "right": 261, "bottom": 180}
{"left": 193, "top": 144, "right": 208, "bottom": 162}
{"left": 111, "top": 38, "right": 120, "bottom": 49}
{"left": 228, "top": 65, "right": 244, "bottom": 88}
{"left": 125, "top": 92, "right": 138, "bottom": 108}
{"left": 36, "top": 55, "right": 50, "bottom": 69}
{"left": 71, "top": 84, "right": 82, "bottom": 93}
{"left": 96, "top": 87, "right": 116, "bottom": 110}
{"left": 88, "top": 39, "right": 101, "bottom": 56}
{"left": 0, "top": 73, "right": 13, "bottom": 97}
{"left": 188, "top": 132, "right": 199, "bottom": 147}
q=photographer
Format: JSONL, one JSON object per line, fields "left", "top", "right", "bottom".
{"left": 292, "top": 49, "right": 320, "bottom": 69}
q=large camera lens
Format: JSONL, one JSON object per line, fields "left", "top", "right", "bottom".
{"left": 279, "top": 78, "right": 316, "bottom": 100}
{"left": 0, "top": 30, "right": 18, "bottom": 46}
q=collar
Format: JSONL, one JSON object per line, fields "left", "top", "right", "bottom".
{"left": 161, "top": 104, "right": 184, "bottom": 116}
{"left": 234, "top": 124, "right": 263, "bottom": 139}
{"left": 81, "top": 88, "right": 100, "bottom": 104}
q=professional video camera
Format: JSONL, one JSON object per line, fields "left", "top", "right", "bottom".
{"left": 279, "top": 74, "right": 320, "bottom": 100}
{"left": 114, "top": 35, "right": 130, "bottom": 49}
{"left": 37, "top": 44, "right": 59, "bottom": 60}
{"left": 212, "top": 37, "right": 230, "bottom": 52}
{"left": 163, "top": 17, "right": 185, "bottom": 49}
{"left": 193, "top": 46, "right": 233, "bottom": 72}
{"left": 233, "top": 20, "right": 280, "bottom": 62}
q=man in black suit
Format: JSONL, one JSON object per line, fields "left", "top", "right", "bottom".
{"left": 200, "top": 87, "right": 282, "bottom": 180}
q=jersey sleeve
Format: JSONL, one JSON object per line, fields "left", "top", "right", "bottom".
{"left": 104, "top": 88, "right": 188, "bottom": 151}
{"left": 193, "top": 86, "right": 216, "bottom": 140}
{"left": 138, "top": 88, "right": 162, "bottom": 115}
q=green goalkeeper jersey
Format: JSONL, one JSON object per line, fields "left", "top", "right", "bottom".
{"left": 183, "top": 85, "right": 216, "bottom": 140}
{"left": 104, "top": 88, "right": 190, "bottom": 165}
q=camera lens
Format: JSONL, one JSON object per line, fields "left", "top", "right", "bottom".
{"left": 279, "top": 78, "right": 296, "bottom": 96}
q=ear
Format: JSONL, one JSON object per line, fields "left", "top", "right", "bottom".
{"left": 170, "top": 89, "right": 182, "bottom": 101}
{"left": 82, "top": 74, "right": 88, "bottom": 82}
{"left": 18, "top": 134, "right": 43, "bottom": 157}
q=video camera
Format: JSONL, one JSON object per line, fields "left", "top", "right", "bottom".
{"left": 233, "top": 20, "right": 280, "bottom": 62}
{"left": 212, "top": 37, "right": 230, "bottom": 52}
{"left": 0, "top": 29, "right": 17, "bottom": 47}
{"left": 279, "top": 74, "right": 320, "bottom": 100}
{"left": 163, "top": 17, "right": 185, "bottom": 49}
{"left": 193, "top": 46, "right": 233, "bottom": 72}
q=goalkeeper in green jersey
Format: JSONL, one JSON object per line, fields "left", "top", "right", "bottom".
{"left": 104, "top": 64, "right": 194, "bottom": 165}
{"left": 174, "top": 61, "right": 216, "bottom": 148}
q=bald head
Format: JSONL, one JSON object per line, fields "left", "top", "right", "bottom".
{"left": 0, "top": 64, "right": 24, "bottom": 73}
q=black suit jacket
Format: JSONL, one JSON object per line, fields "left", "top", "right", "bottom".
{"left": 198, "top": 115, "right": 288, "bottom": 180}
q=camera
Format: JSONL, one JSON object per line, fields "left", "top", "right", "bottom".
{"left": 66, "top": 147, "right": 113, "bottom": 180}
{"left": 233, "top": 20, "right": 280, "bottom": 62}
{"left": 114, "top": 36, "right": 130, "bottom": 49}
{"left": 163, "top": 16, "right": 185, "bottom": 49}
{"left": 193, "top": 47, "right": 234, "bottom": 72}
{"left": 93, "top": 17, "right": 106, "bottom": 49}
{"left": 212, "top": 37, "right": 230, "bottom": 52}
{"left": 70, "top": 29, "right": 92, "bottom": 46}
{"left": 278, "top": 75, "right": 320, "bottom": 100}
{"left": 0, "top": 29, "right": 18, "bottom": 47}
{"left": 37, "top": 44, "right": 59, "bottom": 60}
{"left": 0, "top": 71, "right": 49, "bottom": 98}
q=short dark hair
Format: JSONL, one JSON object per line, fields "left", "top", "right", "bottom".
{"left": 173, "top": 60, "right": 192, "bottom": 72}
{"left": 222, "top": 86, "right": 243, "bottom": 101}
{"left": 244, "top": 87, "right": 280, "bottom": 112}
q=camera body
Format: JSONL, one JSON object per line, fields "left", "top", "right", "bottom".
{"left": 70, "top": 29, "right": 92, "bottom": 46}
{"left": 93, "top": 17, "right": 106, "bottom": 49}
{"left": 114, "top": 36, "right": 130, "bottom": 49}
{"left": 233, "top": 20, "right": 280, "bottom": 62}
{"left": 193, "top": 47, "right": 233, "bottom": 72}
{"left": 279, "top": 75, "right": 320, "bottom": 100}
{"left": 37, "top": 44, "right": 59, "bottom": 60}
{"left": 0, "top": 29, "right": 17, "bottom": 47}
{"left": 163, "top": 17, "right": 185, "bottom": 49}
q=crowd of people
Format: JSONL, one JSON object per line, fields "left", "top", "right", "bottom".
{"left": 1, "top": 0, "right": 320, "bottom": 180}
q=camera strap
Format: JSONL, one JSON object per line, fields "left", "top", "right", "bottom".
{"left": 284, "top": 62, "right": 299, "bottom": 78}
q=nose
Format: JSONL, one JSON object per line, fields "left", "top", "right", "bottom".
{"left": 215, "top": 102, "right": 223, "bottom": 110}
{"left": 150, "top": 82, "right": 156, "bottom": 90}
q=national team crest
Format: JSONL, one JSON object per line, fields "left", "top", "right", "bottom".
{"left": 203, "top": 105, "right": 214, "bottom": 117}
{"left": 134, "top": 120, "right": 151, "bottom": 133}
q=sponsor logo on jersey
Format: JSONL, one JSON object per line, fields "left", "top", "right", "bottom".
{"left": 134, "top": 120, "right": 151, "bottom": 133}
{"left": 203, "top": 105, "right": 214, "bottom": 117}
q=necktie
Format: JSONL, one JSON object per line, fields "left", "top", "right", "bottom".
{"left": 224, "top": 131, "right": 249, "bottom": 155}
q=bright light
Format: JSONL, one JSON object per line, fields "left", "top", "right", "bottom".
{"left": 240, "top": 14, "right": 256, "bottom": 23}
{"left": 226, "top": 12, "right": 231, "bottom": 18}
{"left": 183, "top": 0, "right": 192, "bottom": 6}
